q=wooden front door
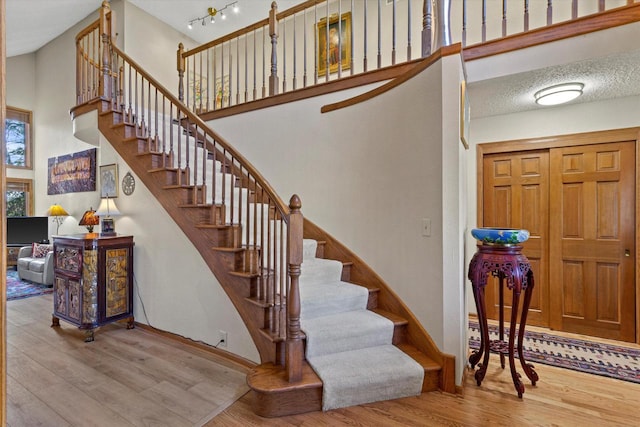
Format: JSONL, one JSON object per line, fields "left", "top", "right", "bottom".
{"left": 482, "top": 151, "right": 550, "bottom": 327}
{"left": 549, "top": 142, "right": 636, "bottom": 342}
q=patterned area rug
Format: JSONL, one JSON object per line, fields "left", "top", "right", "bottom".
{"left": 6, "top": 269, "right": 53, "bottom": 301}
{"left": 469, "top": 320, "right": 640, "bottom": 384}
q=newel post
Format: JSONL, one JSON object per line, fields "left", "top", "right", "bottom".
{"left": 177, "top": 43, "right": 185, "bottom": 103}
{"left": 99, "top": 0, "right": 112, "bottom": 100}
{"left": 286, "top": 194, "right": 303, "bottom": 382}
{"left": 269, "top": 2, "right": 279, "bottom": 96}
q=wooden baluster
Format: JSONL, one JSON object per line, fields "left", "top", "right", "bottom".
{"left": 245, "top": 35, "right": 249, "bottom": 102}
{"left": 199, "top": 52, "right": 203, "bottom": 112}
{"left": 339, "top": 0, "right": 344, "bottom": 75}
{"left": 314, "top": 3, "right": 318, "bottom": 84}
{"left": 303, "top": 10, "right": 307, "bottom": 87}
{"left": 406, "top": 0, "right": 411, "bottom": 61}
{"left": 502, "top": 0, "right": 507, "bottom": 37}
{"left": 286, "top": 194, "right": 303, "bottom": 382}
{"left": 221, "top": 43, "right": 225, "bottom": 107}
{"left": 326, "top": 0, "right": 331, "bottom": 79}
{"left": 482, "top": 0, "right": 487, "bottom": 42}
{"left": 377, "top": 0, "right": 381, "bottom": 68}
{"left": 100, "top": 0, "right": 112, "bottom": 101}
{"left": 253, "top": 30, "right": 257, "bottom": 100}
{"left": 547, "top": 0, "right": 553, "bottom": 26}
{"left": 214, "top": 46, "right": 218, "bottom": 109}
{"left": 350, "top": 0, "right": 354, "bottom": 74}
{"left": 262, "top": 27, "right": 267, "bottom": 98}
{"left": 524, "top": 0, "right": 530, "bottom": 32}
{"left": 462, "top": 0, "right": 467, "bottom": 47}
{"left": 236, "top": 37, "right": 240, "bottom": 105}
{"left": 364, "top": 0, "right": 368, "bottom": 71}
{"left": 391, "top": 0, "right": 396, "bottom": 65}
{"left": 422, "top": 0, "right": 432, "bottom": 57}
{"left": 283, "top": 17, "right": 287, "bottom": 92}
{"left": 269, "top": 1, "right": 279, "bottom": 96}
{"left": 293, "top": 13, "right": 298, "bottom": 91}
{"left": 207, "top": 49, "right": 211, "bottom": 111}
{"left": 229, "top": 52, "right": 233, "bottom": 106}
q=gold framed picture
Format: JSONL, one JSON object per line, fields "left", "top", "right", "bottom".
{"left": 317, "top": 12, "right": 352, "bottom": 76}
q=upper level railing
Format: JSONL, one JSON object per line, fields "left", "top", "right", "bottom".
{"left": 178, "top": 0, "right": 637, "bottom": 115}
{"left": 76, "top": 1, "right": 305, "bottom": 382}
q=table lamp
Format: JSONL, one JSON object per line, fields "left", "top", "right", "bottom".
{"left": 46, "top": 204, "right": 69, "bottom": 235}
{"left": 79, "top": 207, "right": 100, "bottom": 233}
{"left": 95, "top": 197, "right": 121, "bottom": 235}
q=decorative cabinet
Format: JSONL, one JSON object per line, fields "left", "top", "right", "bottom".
{"left": 52, "top": 234, "right": 134, "bottom": 342}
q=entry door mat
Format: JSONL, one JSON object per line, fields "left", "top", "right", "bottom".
{"left": 468, "top": 320, "right": 640, "bottom": 384}
{"left": 6, "top": 269, "right": 53, "bottom": 301}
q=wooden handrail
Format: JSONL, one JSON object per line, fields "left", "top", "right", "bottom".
{"left": 109, "top": 43, "right": 290, "bottom": 218}
{"left": 321, "top": 43, "right": 461, "bottom": 114}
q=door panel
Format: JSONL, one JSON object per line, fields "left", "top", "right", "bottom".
{"left": 482, "top": 151, "right": 549, "bottom": 327}
{"left": 549, "top": 142, "right": 635, "bottom": 342}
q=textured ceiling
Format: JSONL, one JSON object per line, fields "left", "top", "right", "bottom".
{"left": 6, "top": 0, "right": 640, "bottom": 119}
{"left": 468, "top": 49, "right": 640, "bottom": 118}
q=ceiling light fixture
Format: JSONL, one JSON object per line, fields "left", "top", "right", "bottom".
{"left": 534, "top": 82, "right": 584, "bottom": 106}
{"left": 187, "top": 2, "right": 239, "bottom": 29}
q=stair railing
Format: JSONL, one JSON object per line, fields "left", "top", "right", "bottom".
{"left": 77, "top": 1, "right": 305, "bottom": 382}
{"left": 177, "top": 0, "right": 637, "bottom": 114}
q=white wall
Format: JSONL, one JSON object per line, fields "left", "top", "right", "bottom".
{"left": 209, "top": 53, "right": 468, "bottom": 383}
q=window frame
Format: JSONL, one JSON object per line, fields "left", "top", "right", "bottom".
{"left": 6, "top": 178, "right": 34, "bottom": 217}
{"left": 4, "top": 105, "right": 33, "bottom": 169}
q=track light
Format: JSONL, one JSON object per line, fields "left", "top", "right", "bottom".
{"left": 187, "top": 2, "right": 239, "bottom": 28}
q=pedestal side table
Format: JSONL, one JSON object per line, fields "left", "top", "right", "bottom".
{"left": 468, "top": 243, "right": 539, "bottom": 397}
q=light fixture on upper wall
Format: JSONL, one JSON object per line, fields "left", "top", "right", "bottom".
{"left": 187, "top": 1, "right": 239, "bottom": 29}
{"left": 534, "top": 82, "right": 584, "bottom": 106}
{"left": 46, "top": 204, "right": 69, "bottom": 235}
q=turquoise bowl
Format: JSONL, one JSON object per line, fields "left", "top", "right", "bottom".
{"left": 471, "top": 228, "right": 530, "bottom": 245}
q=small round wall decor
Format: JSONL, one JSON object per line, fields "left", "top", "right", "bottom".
{"left": 122, "top": 171, "right": 135, "bottom": 195}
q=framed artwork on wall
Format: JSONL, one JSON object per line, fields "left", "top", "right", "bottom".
{"left": 47, "top": 148, "right": 97, "bottom": 195}
{"left": 317, "top": 12, "right": 352, "bottom": 77}
{"left": 100, "top": 163, "right": 119, "bottom": 198}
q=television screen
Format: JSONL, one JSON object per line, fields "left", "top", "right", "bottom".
{"left": 6, "top": 216, "right": 50, "bottom": 246}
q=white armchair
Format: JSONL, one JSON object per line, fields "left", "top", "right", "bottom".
{"left": 16, "top": 244, "right": 54, "bottom": 286}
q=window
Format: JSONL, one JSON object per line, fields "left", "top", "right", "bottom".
{"left": 5, "top": 106, "right": 32, "bottom": 169}
{"left": 6, "top": 178, "right": 34, "bottom": 217}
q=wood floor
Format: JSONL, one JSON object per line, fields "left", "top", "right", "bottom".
{"left": 6, "top": 294, "right": 249, "bottom": 427}
{"left": 7, "top": 294, "right": 640, "bottom": 426}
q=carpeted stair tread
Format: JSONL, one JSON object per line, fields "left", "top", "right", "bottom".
{"left": 300, "top": 258, "right": 344, "bottom": 285}
{"left": 301, "top": 310, "right": 394, "bottom": 357}
{"left": 307, "top": 344, "right": 425, "bottom": 411}
{"left": 300, "top": 280, "right": 369, "bottom": 320}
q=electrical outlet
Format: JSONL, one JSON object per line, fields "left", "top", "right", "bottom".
{"left": 422, "top": 218, "right": 431, "bottom": 237}
{"left": 219, "top": 330, "right": 227, "bottom": 347}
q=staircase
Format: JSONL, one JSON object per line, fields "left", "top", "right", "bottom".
{"left": 72, "top": 3, "right": 455, "bottom": 417}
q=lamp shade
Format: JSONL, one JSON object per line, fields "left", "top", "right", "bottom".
{"left": 79, "top": 208, "right": 100, "bottom": 232}
{"left": 95, "top": 198, "right": 121, "bottom": 217}
{"left": 46, "top": 204, "right": 69, "bottom": 217}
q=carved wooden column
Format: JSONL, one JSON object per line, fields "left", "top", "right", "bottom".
{"left": 286, "top": 194, "right": 303, "bottom": 382}
{"left": 99, "top": 0, "right": 112, "bottom": 101}
{"left": 269, "top": 2, "right": 279, "bottom": 96}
